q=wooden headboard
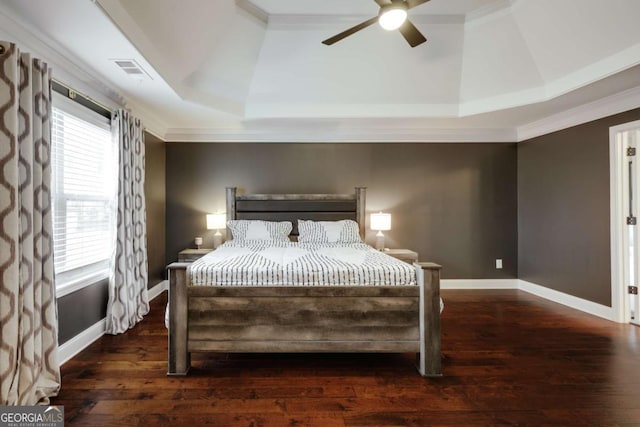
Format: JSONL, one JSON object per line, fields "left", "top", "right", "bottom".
{"left": 226, "top": 187, "right": 366, "bottom": 237}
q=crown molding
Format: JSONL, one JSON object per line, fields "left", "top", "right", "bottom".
{"left": 517, "top": 85, "right": 640, "bottom": 142}
{"left": 235, "top": 0, "right": 268, "bottom": 23}
{"left": 164, "top": 81, "right": 640, "bottom": 144}
{"left": 123, "top": 98, "right": 169, "bottom": 141}
{"left": 236, "top": 0, "right": 269, "bottom": 24}
{"left": 164, "top": 123, "right": 516, "bottom": 143}
{"left": 266, "top": 13, "right": 464, "bottom": 29}
{"left": 240, "top": 0, "right": 513, "bottom": 27}
{"left": 465, "top": 0, "right": 518, "bottom": 23}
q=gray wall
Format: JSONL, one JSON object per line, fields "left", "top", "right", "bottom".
{"left": 57, "top": 279, "right": 108, "bottom": 344}
{"left": 166, "top": 142, "right": 518, "bottom": 279}
{"left": 54, "top": 106, "right": 640, "bottom": 345}
{"left": 145, "top": 133, "right": 166, "bottom": 287}
{"left": 518, "top": 108, "right": 640, "bottom": 306}
{"left": 57, "top": 131, "right": 166, "bottom": 345}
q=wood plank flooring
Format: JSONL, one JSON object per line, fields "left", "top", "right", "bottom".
{"left": 52, "top": 290, "right": 640, "bottom": 426}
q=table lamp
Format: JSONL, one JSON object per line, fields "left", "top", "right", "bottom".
{"left": 370, "top": 212, "right": 391, "bottom": 251}
{"left": 206, "top": 213, "right": 227, "bottom": 248}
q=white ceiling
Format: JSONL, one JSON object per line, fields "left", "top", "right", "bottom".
{"left": 0, "top": 0, "right": 639, "bottom": 142}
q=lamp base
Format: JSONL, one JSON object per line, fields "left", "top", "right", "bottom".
{"left": 213, "top": 231, "right": 223, "bottom": 249}
{"left": 375, "top": 231, "right": 385, "bottom": 251}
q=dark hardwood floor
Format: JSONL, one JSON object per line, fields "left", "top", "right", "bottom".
{"left": 53, "top": 290, "right": 640, "bottom": 426}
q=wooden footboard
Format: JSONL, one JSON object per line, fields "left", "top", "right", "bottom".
{"left": 167, "top": 262, "right": 442, "bottom": 377}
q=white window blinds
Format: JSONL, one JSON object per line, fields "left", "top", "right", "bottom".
{"left": 51, "top": 102, "right": 115, "bottom": 284}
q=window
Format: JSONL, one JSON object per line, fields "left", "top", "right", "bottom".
{"left": 51, "top": 95, "right": 115, "bottom": 296}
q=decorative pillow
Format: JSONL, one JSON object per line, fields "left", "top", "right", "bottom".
{"left": 227, "top": 220, "right": 292, "bottom": 242}
{"left": 297, "top": 219, "right": 362, "bottom": 243}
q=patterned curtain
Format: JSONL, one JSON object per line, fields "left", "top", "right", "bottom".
{"left": 105, "top": 110, "right": 149, "bottom": 334}
{"left": 0, "top": 42, "right": 60, "bottom": 405}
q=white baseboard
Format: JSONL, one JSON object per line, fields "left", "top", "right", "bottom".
{"left": 148, "top": 279, "right": 168, "bottom": 300}
{"left": 441, "top": 278, "right": 614, "bottom": 321}
{"left": 518, "top": 279, "right": 614, "bottom": 321}
{"left": 441, "top": 279, "right": 519, "bottom": 289}
{"left": 57, "top": 318, "right": 106, "bottom": 366}
{"left": 58, "top": 280, "right": 168, "bottom": 366}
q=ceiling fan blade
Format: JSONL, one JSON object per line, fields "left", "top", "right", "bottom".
{"left": 406, "top": 0, "right": 430, "bottom": 10}
{"left": 398, "top": 19, "right": 427, "bottom": 47}
{"left": 373, "top": 0, "right": 392, "bottom": 6}
{"left": 322, "top": 16, "right": 379, "bottom": 45}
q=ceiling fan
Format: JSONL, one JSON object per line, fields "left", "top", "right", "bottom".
{"left": 322, "top": 0, "right": 431, "bottom": 48}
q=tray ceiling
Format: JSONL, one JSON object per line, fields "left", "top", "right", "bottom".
{"left": 0, "top": 0, "right": 639, "bottom": 142}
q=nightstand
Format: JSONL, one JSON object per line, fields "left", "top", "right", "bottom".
{"left": 383, "top": 248, "right": 419, "bottom": 264}
{"left": 178, "top": 248, "right": 213, "bottom": 262}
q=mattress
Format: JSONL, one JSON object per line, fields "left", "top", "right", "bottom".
{"left": 188, "top": 240, "right": 417, "bottom": 287}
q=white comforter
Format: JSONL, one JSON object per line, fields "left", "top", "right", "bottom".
{"left": 188, "top": 240, "right": 417, "bottom": 287}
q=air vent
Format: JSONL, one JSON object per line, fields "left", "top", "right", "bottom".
{"left": 123, "top": 68, "right": 144, "bottom": 75}
{"left": 111, "top": 58, "right": 152, "bottom": 81}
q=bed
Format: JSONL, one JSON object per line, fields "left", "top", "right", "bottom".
{"left": 166, "top": 187, "right": 442, "bottom": 377}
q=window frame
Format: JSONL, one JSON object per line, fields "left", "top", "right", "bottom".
{"left": 52, "top": 93, "right": 114, "bottom": 298}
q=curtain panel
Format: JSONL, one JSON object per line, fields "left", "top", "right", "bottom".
{"left": 105, "top": 109, "right": 149, "bottom": 334}
{"left": 0, "top": 41, "right": 60, "bottom": 405}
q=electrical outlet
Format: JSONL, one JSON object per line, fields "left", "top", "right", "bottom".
{"left": 496, "top": 259, "right": 503, "bottom": 269}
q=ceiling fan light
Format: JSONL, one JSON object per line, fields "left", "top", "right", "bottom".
{"left": 379, "top": 6, "right": 408, "bottom": 31}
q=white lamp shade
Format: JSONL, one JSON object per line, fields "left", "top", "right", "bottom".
{"left": 370, "top": 212, "right": 391, "bottom": 231}
{"left": 379, "top": 7, "right": 407, "bottom": 31}
{"left": 206, "top": 213, "right": 227, "bottom": 230}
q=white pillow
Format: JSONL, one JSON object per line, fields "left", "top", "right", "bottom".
{"left": 227, "top": 220, "right": 292, "bottom": 242}
{"left": 297, "top": 219, "right": 362, "bottom": 243}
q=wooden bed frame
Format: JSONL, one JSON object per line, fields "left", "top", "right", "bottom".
{"left": 167, "top": 187, "right": 442, "bottom": 377}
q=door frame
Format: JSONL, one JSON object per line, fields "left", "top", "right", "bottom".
{"left": 610, "top": 119, "right": 640, "bottom": 323}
